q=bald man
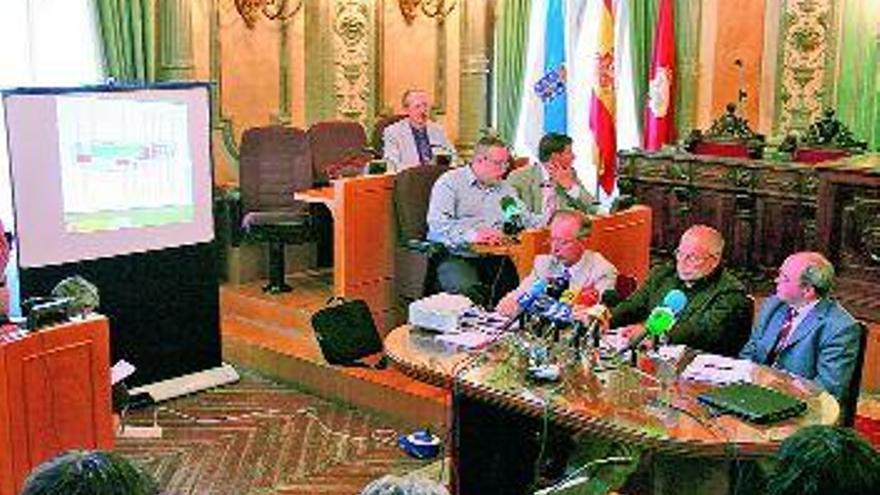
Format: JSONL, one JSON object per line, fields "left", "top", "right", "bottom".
{"left": 740, "top": 252, "right": 860, "bottom": 403}
{"left": 610, "top": 225, "right": 753, "bottom": 357}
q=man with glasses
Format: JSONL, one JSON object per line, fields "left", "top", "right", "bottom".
{"left": 496, "top": 209, "right": 617, "bottom": 316}
{"left": 383, "top": 89, "right": 456, "bottom": 171}
{"left": 740, "top": 252, "right": 859, "bottom": 403}
{"left": 426, "top": 135, "right": 537, "bottom": 305}
{"left": 610, "top": 224, "right": 753, "bottom": 357}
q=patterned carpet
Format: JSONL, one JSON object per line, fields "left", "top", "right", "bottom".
{"left": 114, "top": 368, "right": 440, "bottom": 495}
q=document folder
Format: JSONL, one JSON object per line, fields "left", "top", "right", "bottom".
{"left": 697, "top": 382, "right": 807, "bottom": 424}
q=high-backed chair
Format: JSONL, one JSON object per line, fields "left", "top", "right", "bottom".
{"left": 392, "top": 165, "right": 449, "bottom": 305}
{"left": 307, "top": 121, "right": 368, "bottom": 185}
{"left": 239, "top": 126, "right": 314, "bottom": 293}
{"left": 842, "top": 322, "right": 869, "bottom": 427}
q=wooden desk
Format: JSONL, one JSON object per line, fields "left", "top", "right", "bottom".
{"left": 385, "top": 325, "right": 838, "bottom": 458}
{"left": 0, "top": 316, "right": 113, "bottom": 495}
{"left": 471, "top": 229, "right": 549, "bottom": 279}
{"left": 296, "top": 175, "right": 396, "bottom": 331}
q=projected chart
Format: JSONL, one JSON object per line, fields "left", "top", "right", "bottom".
{"left": 56, "top": 96, "right": 194, "bottom": 233}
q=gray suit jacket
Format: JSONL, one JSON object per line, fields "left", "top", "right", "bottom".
{"left": 382, "top": 119, "right": 455, "bottom": 171}
{"left": 506, "top": 163, "right": 596, "bottom": 220}
{"left": 739, "top": 295, "right": 860, "bottom": 402}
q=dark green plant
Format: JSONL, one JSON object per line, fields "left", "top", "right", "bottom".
{"left": 21, "top": 450, "right": 158, "bottom": 495}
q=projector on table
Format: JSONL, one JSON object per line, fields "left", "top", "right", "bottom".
{"left": 408, "top": 293, "right": 473, "bottom": 333}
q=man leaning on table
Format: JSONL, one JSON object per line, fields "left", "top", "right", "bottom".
{"left": 740, "top": 251, "right": 861, "bottom": 403}
{"left": 495, "top": 209, "right": 617, "bottom": 316}
{"left": 425, "top": 135, "right": 538, "bottom": 306}
{"left": 610, "top": 225, "right": 753, "bottom": 357}
{"left": 382, "top": 89, "right": 456, "bottom": 171}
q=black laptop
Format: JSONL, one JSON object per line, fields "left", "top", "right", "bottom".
{"left": 698, "top": 382, "right": 807, "bottom": 424}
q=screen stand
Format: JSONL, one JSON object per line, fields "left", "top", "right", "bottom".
{"left": 127, "top": 363, "right": 239, "bottom": 402}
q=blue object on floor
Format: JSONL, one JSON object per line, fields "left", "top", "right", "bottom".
{"left": 399, "top": 429, "right": 441, "bottom": 459}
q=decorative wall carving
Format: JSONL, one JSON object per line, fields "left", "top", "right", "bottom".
{"left": 775, "top": 0, "right": 839, "bottom": 134}
{"left": 333, "top": 0, "right": 375, "bottom": 123}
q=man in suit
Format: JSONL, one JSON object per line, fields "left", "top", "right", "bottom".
{"left": 611, "top": 225, "right": 753, "bottom": 357}
{"left": 382, "top": 89, "right": 455, "bottom": 171}
{"left": 740, "top": 252, "right": 860, "bottom": 403}
{"left": 506, "top": 132, "right": 596, "bottom": 225}
{"left": 495, "top": 209, "right": 617, "bottom": 316}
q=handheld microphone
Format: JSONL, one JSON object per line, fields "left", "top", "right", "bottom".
{"left": 621, "top": 289, "right": 688, "bottom": 356}
{"left": 500, "top": 195, "right": 525, "bottom": 236}
{"left": 576, "top": 286, "right": 600, "bottom": 308}
{"left": 500, "top": 278, "right": 548, "bottom": 332}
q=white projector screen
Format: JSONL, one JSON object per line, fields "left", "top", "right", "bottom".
{"left": 3, "top": 84, "right": 214, "bottom": 268}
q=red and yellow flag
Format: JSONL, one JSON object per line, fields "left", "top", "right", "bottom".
{"left": 590, "top": 0, "right": 616, "bottom": 195}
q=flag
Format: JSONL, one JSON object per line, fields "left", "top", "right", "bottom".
{"left": 589, "top": 0, "right": 616, "bottom": 195}
{"left": 541, "top": 0, "right": 567, "bottom": 134}
{"left": 644, "top": 0, "right": 676, "bottom": 150}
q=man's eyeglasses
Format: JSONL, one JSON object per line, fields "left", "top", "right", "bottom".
{"left": 674, "top": 248, "right": 717, "bottom": 264}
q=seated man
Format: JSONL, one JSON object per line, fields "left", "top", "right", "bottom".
{"left": 610, "top": 224, "right": 752, "bottom": 357}
{"left": 426, "top": 135, "right": 536, "bottom": 306}
{"left": 740, "top": 252, "right": 860, "bottom": 403}
{"left": 496, "top": 209, "right": 617, "bottom": 316}
{"left": 383, "top": 89, "right": 456, "bottom": 171}
{"left": 507, "top": 132, "right": 597, "bottom": 224}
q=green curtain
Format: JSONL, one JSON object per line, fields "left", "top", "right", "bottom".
{"left": 835, "top": 0, "right": 879, "bottom": 151}
{"left": 494, "top": 0, "right": 531, "bottom": 145}
{"left": 95, "top": 0, "right": 156, "bottom": 83}
{"left": 627, "top": 0, "right": 700, "bottom": 139}
{"left": 627, "top": 0, "right": 658, "bottom": 139}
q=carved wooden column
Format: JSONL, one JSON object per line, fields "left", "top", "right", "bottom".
{"left": 157, "top": 0, "right": 194, "bottom": 81}
{"left": 457, "top": 0, "right": 494, "bottom": 154}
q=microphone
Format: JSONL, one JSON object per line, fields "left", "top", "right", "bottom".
{"left": 500, "top": 278, "right": 548, "bottom": 332}
{"left": 500, "top": 195, "right": 525, "bottom": 236}
{"left": 620, "top": 289, "right": 688, "bottom": 357}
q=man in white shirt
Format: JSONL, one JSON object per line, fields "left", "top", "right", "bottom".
{"left": 382, "top": 90, "right": 455, "bottom": 171}
{"left": 496, "top": 209, "right": 617, "bottom": 316}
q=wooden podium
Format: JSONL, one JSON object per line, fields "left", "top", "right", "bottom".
{"left": 0, "top": 316, "right": 113, "bottom": 495}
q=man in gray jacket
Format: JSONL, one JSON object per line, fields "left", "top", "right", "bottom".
{"left": 383, "top": 89, "right": 455, "bottom": 171}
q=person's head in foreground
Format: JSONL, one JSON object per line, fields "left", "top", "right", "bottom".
{"left": 21, "top": 449, "right": 158, "bottom": 495}
{"left": 766, "top": 425, "right": 880, "bottom": 495}
{"left": 675, "top": 224, "right": 724, "bottom": 283}
{"left": 360, "top": 474, "right": 450, "bottom": 495}
{"left": 774, "top": 251, "right": 834, "bottom": 307}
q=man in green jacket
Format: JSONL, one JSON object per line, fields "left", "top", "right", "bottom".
{"left": 610, "top": 225, "right": 753, "bottom": 357}
{"left": 506, "top": 133, "right": 597, "bottom": 225}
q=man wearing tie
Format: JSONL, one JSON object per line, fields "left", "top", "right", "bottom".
{"left": 740, "top": 252, "right": 860, "bottom": 403}
{"left": 506, "top": 133, "right": 596, "bottom": 225}
{"left": 382, "top": 89, "right": 455, "bottom": 171}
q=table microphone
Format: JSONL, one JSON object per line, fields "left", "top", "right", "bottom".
{"left": 621, "top": 289, "right": 688, "bottom": 362}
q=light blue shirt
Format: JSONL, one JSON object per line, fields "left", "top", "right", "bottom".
{"left": 426, "top": 166, "right": 537, "bottom": 247}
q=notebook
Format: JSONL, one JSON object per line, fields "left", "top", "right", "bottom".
{"left": 697, "top": 382, "right": 807, "bottom": 424}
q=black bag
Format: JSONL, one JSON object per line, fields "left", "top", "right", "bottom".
{"left": 311, "top": 297, "right": 383, "bottom": 365}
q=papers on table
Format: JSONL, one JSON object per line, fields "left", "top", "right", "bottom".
{"left": 435, "top": 331, "right": 498, "bottom": 350}
{"left": 111, "top": 359, "right": 136, "bottom": 385}
{"left": 681, "top": 354, "right": 755, "bottom": 385}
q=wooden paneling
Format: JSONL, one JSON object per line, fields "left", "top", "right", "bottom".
{"left": 862, "top": 323, "right": 880, "bottom": 392}
{"left": 0, "top": 317, "right": 113, "bottom": 495}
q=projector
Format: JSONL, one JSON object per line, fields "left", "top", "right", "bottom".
{"left": 408, "top": 293, "right": 473, "bottom": 333}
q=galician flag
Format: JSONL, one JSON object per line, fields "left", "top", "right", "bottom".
{"left": 644, "top": 0, "right": 676, "bottom": 150}
{"left": 589, "top": 0, "right": 616, "bottom": 195}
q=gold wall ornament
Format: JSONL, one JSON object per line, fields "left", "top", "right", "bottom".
{"left": 398, "top": 0, "right": 456, "bottom": 24}
{"left": 235, "top": 0, "right": 303, "bottom": 28}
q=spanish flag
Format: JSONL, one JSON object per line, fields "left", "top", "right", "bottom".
{"left": 590, "top": 0, "right": 616, "bottom": 195}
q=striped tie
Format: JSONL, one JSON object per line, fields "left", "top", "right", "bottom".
{"left": 766, "top": 307, "right": 797, "bottom": 366}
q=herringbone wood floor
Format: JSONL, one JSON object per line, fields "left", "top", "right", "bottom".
{"left": 115, "top": 368, "right": 439, "bottom": 495}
